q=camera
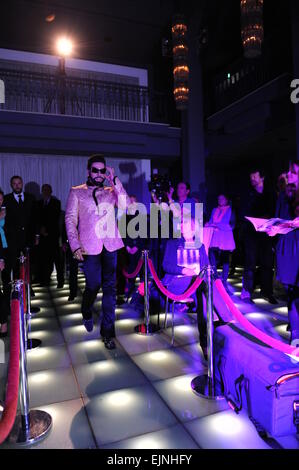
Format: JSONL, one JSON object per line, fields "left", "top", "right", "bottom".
{"left": 148, "top": 169, "right": 172, "bottom": 203}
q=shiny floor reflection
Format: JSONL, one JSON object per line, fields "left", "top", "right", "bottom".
{"left": 0, "top": 273, "right": 298, "bottom": 449}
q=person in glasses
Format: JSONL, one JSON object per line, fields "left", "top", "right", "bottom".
{"left": 65, "top": 154, "right": 129, "bottom": 350}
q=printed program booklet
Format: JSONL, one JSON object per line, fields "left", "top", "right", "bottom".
{"left": 245, "top": 217, "right": 299, "bottom": 235}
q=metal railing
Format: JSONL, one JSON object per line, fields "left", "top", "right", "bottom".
{"left": 0, "top": 67, "right": 152, "bottom": 122}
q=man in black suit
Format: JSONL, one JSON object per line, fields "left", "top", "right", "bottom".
{"left": 2, "top": 175, "right": 39, "bottom": 308}
{"left": 37, "top": 184, "right": 64, "bottom": 288}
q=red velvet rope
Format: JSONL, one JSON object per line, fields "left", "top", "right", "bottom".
{"left": 148, "top": 258, "right": 203, "bottom": 302}
{"left": 0, "top": 299, "right": 20, "bottom": 444}
{"left": 19, "top": 263, "right": 27, "bottom": 314}
{"left": 122, "top": 257, "right": 144, "bottom": 279}
{"left": 215, "top": 279, "right": 299, "bottom": 359}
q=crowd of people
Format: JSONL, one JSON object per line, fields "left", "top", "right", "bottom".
{"left": 0, "top": 155, "right": 298, "bottom": 356}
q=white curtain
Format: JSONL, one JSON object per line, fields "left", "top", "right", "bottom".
{"left": 0, "top": 153, "right": 151, "bottom": 210}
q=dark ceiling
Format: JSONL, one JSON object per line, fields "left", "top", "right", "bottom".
{"left": 0, "top": 1, "right": 292, "bottom": 77}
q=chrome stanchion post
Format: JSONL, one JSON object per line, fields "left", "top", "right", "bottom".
{"left": 191, "top": 265, "right": 224, "bottom": 400}
{"left": 134, "top": 250, "right": 160, "bottom": 335}
{"left": 7, "top": 281, "right": 52, "bottom": 445}
{"left": 19, "top": 251, "right": 42, "bottom": 350}
{"left": 25, "top": 247, "right": 40, "bottom": 315}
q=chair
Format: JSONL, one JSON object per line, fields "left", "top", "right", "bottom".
{"left": 164, "top": 296, "right": 194, "bottom": 346}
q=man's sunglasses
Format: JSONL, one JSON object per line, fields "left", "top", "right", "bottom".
{"left": 91, "top": 167, "right": 106, "bottom": 175}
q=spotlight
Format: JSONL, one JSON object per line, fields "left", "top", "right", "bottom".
{"left": 57, "top": 37, "right": 73, "bottom": 57}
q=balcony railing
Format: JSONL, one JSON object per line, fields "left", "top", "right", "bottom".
{"left": 209, "top": 55, "right": 292, "bottom": 115}
{"left": 0, "top": 67, "right": 153, "bottom": 122}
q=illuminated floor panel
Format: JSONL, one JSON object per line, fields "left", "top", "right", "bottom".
{"left": 131, "top": 348, "right": 205, "bottom": 382}
{"left": 84, "top": 385, "right": 178, "bottom": 446}
{"left": 32, "top": 399, "right": 96, "bottom": 449}
{"left": 162, "top": 324, "right": 200, "bottom": 347}
{"left": 184, "top": 409, "right": 270, "bottom": 449}
{"left": 28, "top": 316, "right": 60, "bottom": 332}
{"left": 152, "top": 374, "right": 229, "bottom": 422}
{"left": 68, "top": 339, "right": 127, "bottom": 365}
{"left": 27, "top": 345, "right": 71, "bottom": 373}
{"left": 74, "top": 357, "right": 148, "bottom": 397}
{"left": 27, "top": 329, "right": 65, "bottom": 348}
{"left": 99, "top": 424, "right": 199, "bottom": 449}
{"left": 117, "top": 332, "right": 175, "bottom": 355}
{"left": 28, "top": 368, "right": 80, "bottom": 408}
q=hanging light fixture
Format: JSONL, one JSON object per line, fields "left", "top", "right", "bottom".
{"left": 171, "top": 14, "right": 189, "bottom": 110}
{"left": 241, "top": 0, "right": 264, "bottom": 59}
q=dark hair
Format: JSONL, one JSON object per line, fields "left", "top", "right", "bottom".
{"left": 177, "top": 181, "right": 191, "bottom": 192}
{"left": 249, "top": 168, "right": 265, "bottom": 178}
{"left": 10, "top": 175, "right": 23, "bottom": 185}
{"left": 0, "top": 189, "right": 4, "bottom": 198}
{"left": 42, "top": 184, "right": 52, "bottom": 192}
{"left": 289, "top": 160, "right": 299, "bottom": 170}
{"left": 87, "top": 154, "right": 106, "bottom": 170}
{"left": 218, "top": 193, "right": 229, "bottom": 201}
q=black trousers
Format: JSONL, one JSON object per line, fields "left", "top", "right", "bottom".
{"left": 81, "top": 248, "right": 117, "bottom": 338}
{"left": 242, "top": 231, "right": 274, "bottom": 296}
{"left": 285, "top": 285, "right": 299, "bottom": 342}
{"left": 209, "top": 248, "right": 230, "bottom": 284}
{"left": 66, "top": 248, "right": 78, "bottom": 298}
{"left": 38, "top": 236, "right": 64, "bottom": 286}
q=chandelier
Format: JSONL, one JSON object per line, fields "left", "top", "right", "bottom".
{"left": 241, "top": 0, "right": 264, "bottom": 59}
{"left": 171, "top": 14, "right": 189, "bottom": 110}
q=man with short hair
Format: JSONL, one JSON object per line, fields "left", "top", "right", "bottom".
{"left": 241, "top": 169, "right": 277, "bottom": 304}
{"left": 167, "top": 181, "right": 196, "bottom": 219}
{"left": 65, "top": 155, "right": 129, "bottom": 350}
{"left": 2, "top": 176, "right": 39, "bottom": 315}
{"left": 37, "top": 184, "right": 64, "bottom": 288}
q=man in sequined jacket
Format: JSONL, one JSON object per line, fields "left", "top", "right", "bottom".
{"left": 65, "top": 154, "right": 129, "bottom": 349}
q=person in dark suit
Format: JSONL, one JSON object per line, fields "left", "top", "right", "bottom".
{"left": 2, "top": 176, "right": 39, "bottom": 321}
{"left": 37, "top": 184, "right": 64, "bottom": 288}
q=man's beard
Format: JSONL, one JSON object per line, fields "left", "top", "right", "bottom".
{"left": 86, "top": 174, "right": 105, "bottom": 187}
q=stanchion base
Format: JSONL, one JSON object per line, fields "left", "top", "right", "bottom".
{"left": 134, "top": 323, "right": 160, "bottom": 336}
{"left": 7, "top": 410, "right": 52, "bottom": 446}
{"left": 191, "top": 374, "right": 224, "bottom": 401}
{"left": 27, "top": 338, "right": 42, "bottom": 350}
{"left": 30, "top": 307, "right": 40, "bottom": 314}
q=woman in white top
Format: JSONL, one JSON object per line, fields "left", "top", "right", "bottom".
{"left": 206, "top": 194, "right": 236, "bottom": 290}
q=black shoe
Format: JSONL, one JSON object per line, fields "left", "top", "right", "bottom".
{"left": 83, "top": 319, "right": 94, "bottom": 333}
{"left": 57, "top": 283, "right": 64, "bottom": 289}
{"left": 261, "top": 294, "right": 278, "bottom": 305}
{"left": 103, "top": 337, "right": 116, "bottom": 350}
{"left": 242, "top": 297, "right": 255, "bottom": 305}
{"left": 68, "top": 295, "right": 76, "bottom": 302}
{"left": 30, "top": 288, "right": 35, "bottom": 298}
{"left": 116, "top": 296, "right": 126, "bottom": 306}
